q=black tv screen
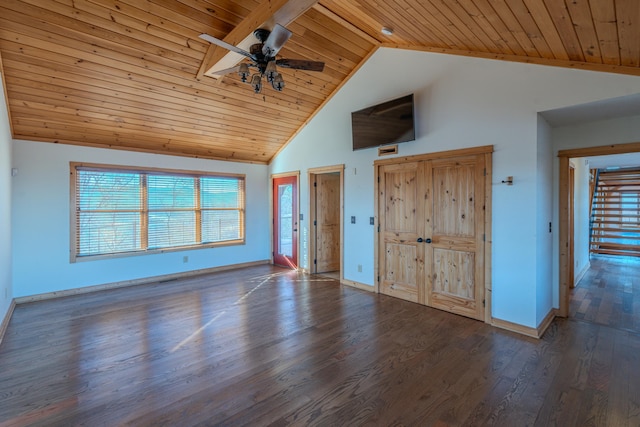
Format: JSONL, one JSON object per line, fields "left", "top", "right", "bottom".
{"left": 351, "top": 94, "right": 415, "bottom": 150}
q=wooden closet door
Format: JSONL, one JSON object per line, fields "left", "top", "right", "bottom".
{"left": 378, "top": 162, "right": 425, "bottom": 304}
{"left": 315, "top": 173, "right": 341, "bottom": 273}
{"left": 425, "top": 155, "right": 485, "bottom": 320}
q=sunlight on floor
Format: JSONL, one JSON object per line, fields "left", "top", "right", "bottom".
{"left": 170, "top": 271, "right": 288, "bottom": 353}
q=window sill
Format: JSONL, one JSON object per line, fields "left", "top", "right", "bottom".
{"left": 71, "top": 239, "right": 245, "bottom": 263}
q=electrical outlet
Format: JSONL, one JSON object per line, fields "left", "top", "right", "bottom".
{"left": 370, "top": 217, "right": 374, "bottom": 225}
{"left": 183, "top": 256, "right": 189, "bottom": 263}
{"left": 351, "top": 216, "right": 356, "bottom": 224}
{"left": 357, "top": 264, "right": 362, "bottom": 273}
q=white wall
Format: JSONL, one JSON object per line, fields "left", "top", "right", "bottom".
{"left": 536, "top": 116, "right": 553, "bottom": 324}
{"left": 553, "top": 114, "right": 640, "bottom": 150}
{"left": 271, "top": 47, "right": 640, "bottom": 328}
{"left": 0, "top": 76, "right": 12, "bottom": 323}
{"left": 572, "top": 158, "right": 591, "bottom": 285}
{"left": 12, "top": 141, "right": 270, "bottom": 298}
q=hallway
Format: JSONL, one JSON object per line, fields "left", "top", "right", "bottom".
{"left": 570, "top": 254, "right": 640, "bottom": 334}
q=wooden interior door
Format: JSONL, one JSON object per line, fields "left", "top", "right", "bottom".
{"left": 378, "top": 162, "right": 425, "bottom": 304}
{"left": 273, "top": 175, "right": 298, "bottom": 268}
{"left": 314, "top": 173, "right": 340, "bottom": 273}
{"left": 377, "top": 151, "right": 488, "bottom": 321}
{"left": 426, "top": 156, "right": 486, "bottom": 320}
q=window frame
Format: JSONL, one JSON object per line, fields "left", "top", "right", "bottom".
{"left": 70, "top": 162, "right": 245, "bottom": 263}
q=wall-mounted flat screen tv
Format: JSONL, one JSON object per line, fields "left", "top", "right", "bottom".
{"left": 351, "top": 94, "right": 415, "bottom": 151}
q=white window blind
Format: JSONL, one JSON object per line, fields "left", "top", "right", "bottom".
{"left": 72, "top": 164, "right": 245, "bottom": 260}
{"left": 147, "top": 174, "right": 197, "bottom": 249}
{"left": 201, "top": 176, "right": 244, "bottom": 243}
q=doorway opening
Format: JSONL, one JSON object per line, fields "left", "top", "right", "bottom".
{"left": 559, "top": 144, "right": 640, "bottom": 326}
{"left": 309, "top": 165, "right": 344, "bottom": 281}
{"left": 272, "top": 173, "right": 299, "bottom": 269}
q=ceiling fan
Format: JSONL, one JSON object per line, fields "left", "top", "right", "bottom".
{"left": 199, "top": 24, "right": 325, "bottom": 93}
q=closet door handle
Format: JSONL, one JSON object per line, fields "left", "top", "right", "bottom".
{"left": 417, "top": 237, "right": 423, "bottom": 243}
{"left": 425, "top": 238, "right": 432, "bottom": 244}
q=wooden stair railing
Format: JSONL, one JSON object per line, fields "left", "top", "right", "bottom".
{"left": 590, "top": 168, "right": 640, "bottom": 257}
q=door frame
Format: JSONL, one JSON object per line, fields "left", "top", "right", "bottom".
{"left": 568, "top": 163, "right": 575, "bottom": 289}
{"left": 308, "top": 165, "right": 344, "bottom": 279}
{"left": 271, "top": 171, "right": 300, "bottom": 269}
{"left": 558, "top": 142, "right": 640, "bottom": 317}
{"left": 374, "top": 145, "right": 493, "bottom": 322}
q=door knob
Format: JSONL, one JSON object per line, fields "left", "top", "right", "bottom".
{"left": 425, "top": 238, "right": 432, "bottom": 244}
{"left": 417, "top": 237, "right": 423, "bottom": 243}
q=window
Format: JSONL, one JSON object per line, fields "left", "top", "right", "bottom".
{"left": 71, "top": 163, "right": 245, "bottom": 261}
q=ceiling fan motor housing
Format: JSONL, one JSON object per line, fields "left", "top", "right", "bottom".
{"left": 253, "top": 28, "right": 271, "bottom": 43}
{"left": 249, "top": 41, "right": 273, "bottom": 75}
{"left": 250, "top": 43, "right": 267, "bottom": 59}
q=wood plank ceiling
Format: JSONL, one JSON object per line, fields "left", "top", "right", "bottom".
{"left": 0, "top": 0, "right": 638, "bottom": 164}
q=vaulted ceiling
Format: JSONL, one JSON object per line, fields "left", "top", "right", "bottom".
{"left": 0, "top": 0, "right": 638, "bottom": 164}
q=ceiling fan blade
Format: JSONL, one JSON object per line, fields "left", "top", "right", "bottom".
{"left": 216, "top": 63, "right": 258, "bottom": 75}
{"left": 276, "top": 59, "right": 325, "bottom": 72}
{"left": 199, "top": 34, "right": 255, "bottom": 60}
{"left": 212, "top": 65, "right": 241, "bottom": 76}
{"left": 262, "top": 24, "right": 292, "bottom": 57}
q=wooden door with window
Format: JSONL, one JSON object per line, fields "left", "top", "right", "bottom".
{"left": 273, "top": 175, "right": 298, "bottom": 268}
{"left": 378, "top": 151, "right": 487, "bottom": 321}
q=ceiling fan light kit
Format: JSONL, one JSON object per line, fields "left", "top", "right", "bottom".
{"left": 272, "top": 74, "right": 285, "bottom": 91}
{"left": 199, "top": 24, "right": 325, "bottom": 94}
{"left": 250, "top": 74, "right": 262, "bottom": 93}
{"left": 238, "top": 63, "right": 250, "bottom": 82}
{"left": 265, "top": 61, "right": 278, "bottom": 82}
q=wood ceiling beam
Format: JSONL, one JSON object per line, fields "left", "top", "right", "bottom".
{"left": 197, "top": 0, "right": 318, "bottom": 79}
{"left": 311, "top": 4, "right": 381, "bottom": 45}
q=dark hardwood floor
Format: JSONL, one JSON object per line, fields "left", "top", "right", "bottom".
{"left": 1, "top": 264, "right": 639, "bottom": 426}
{"left": 570, "top": 254, "right": 640, "bottom": 334}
